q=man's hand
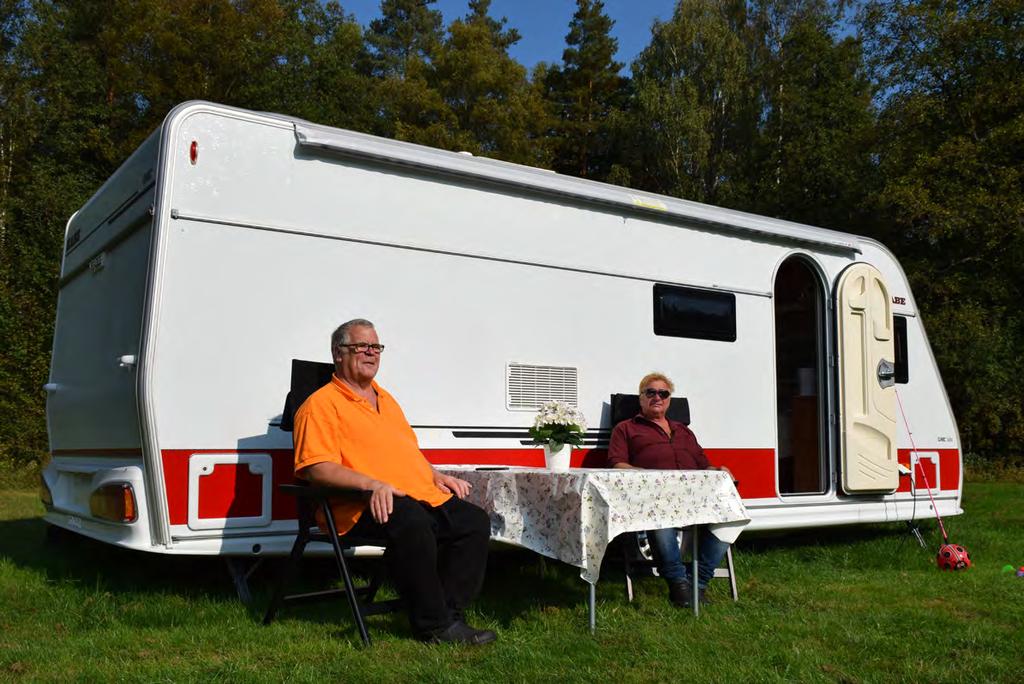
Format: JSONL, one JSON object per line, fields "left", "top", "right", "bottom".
{"left": 300, "top": 463, "right": 407, "bottom": 523}
{"left": 433, "top": 471, "right": 472, "bottom": 499}
{"left": 368, "top": 481, "right": 406, "bottom": 524}
{"left": 715, "top": 465, "right": 735, "bottom": 481}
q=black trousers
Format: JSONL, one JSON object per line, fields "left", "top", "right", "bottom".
{"left": 347, "top": 495, "right": 491, "bottom": 636}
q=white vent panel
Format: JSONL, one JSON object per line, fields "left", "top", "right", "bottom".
{"left": 506, "top": 363, "right": 578, "bottom": 410}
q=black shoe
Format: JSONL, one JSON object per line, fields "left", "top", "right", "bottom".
{"left": 668, "top": 582, "right": 710, "bottom": 608}
{"left": 668, "top": 581, "right": 692, "bottom": 608}
{"left": 427, "top": 620, "right": 497, "bottom": 646}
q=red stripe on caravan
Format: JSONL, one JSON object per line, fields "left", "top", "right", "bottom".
{"left": 939, "top": 449, "right": 960, "bottom": 491}
{"left": 161, "top": 447, "right": 779, "bottom": 525}
{"left": 896, "top": 449, "right": 960, "bottom": 493}
{"left": 705, "top": 449, "right": 777, "bottom": 499}
{"left": 423, "top": 447, "right": 778, "bottom": 500}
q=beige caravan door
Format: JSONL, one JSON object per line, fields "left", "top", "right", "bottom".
{"left": 836, "top": 263, "right": 898, "bottom": 492}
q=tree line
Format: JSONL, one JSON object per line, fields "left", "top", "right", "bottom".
{"left": 1, "top": 0, "right": 1021, "bottom": 472}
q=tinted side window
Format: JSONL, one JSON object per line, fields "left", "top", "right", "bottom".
{"left": 894, "top": 315, "right": 909, "bottom": 384}
{"left": 653, "top": 284, "right": 736, "bottom": 342}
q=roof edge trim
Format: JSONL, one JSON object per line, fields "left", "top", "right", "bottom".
{"left": 294, "top": 122, "right": 861, "bottom": 254}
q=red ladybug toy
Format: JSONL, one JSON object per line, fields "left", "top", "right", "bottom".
{"left": 936, "top": 543, "right": 971, "bottom": 571}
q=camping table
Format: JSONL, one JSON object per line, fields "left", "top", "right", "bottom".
{"left": 436, "top": 466, "right": 750, "bottom": 631}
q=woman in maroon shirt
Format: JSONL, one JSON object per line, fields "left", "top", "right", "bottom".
{"left": 608, "top": 372, "right": 733, "bottom": 608}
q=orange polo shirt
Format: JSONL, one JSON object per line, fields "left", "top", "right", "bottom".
{"left": 292, "top": 375, "right": 450, "bottom": 535}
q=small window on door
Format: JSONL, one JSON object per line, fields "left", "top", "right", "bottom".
{"left": 894, "top": 315, "right": 909, "bottom": 384}
{"left": 653, "top": 284, "right": 736, "bottom": 342}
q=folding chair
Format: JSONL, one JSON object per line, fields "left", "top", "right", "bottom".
{"left": 609, "top": 393, "right": 739, "bottom": 604}
{"left": 262, "top": 360, "right": 401, "bottom": 646}
{"left": 621, "top": 529, "right": 738, "bottom": 603}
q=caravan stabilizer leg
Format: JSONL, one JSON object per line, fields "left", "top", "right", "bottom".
{"left": 225, "top": 557, "right": 264, "bottom": 606}
{"left": 905, "top": 521, "right": 927, "bottom": 549}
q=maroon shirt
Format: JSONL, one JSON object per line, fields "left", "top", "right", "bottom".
{"left": 607, "top": 414, "right": 710, "bottom": 470}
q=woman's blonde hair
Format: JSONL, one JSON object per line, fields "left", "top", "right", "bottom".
{"left": 638, "top": 372, "right": 674, "bottom": 394}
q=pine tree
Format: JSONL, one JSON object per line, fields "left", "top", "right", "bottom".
{"left": 429, "top": 0, "right": 551, "bottom": 165}
{"left": 243, "top": 1, "right": 375, "bottom": 131}
{"left": 545, "top": 0, "right": 627, "bottom": 181}
{"left": 364, "top": 0, "right": 454, "bottom": 142}
{"left": 365, "top": 0, "right": 444, "bottom": 79}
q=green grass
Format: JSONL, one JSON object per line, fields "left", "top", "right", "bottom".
{"left": 2, "top": 484, "right": 1023, "bottom": 683}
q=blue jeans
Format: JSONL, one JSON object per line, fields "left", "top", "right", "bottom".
{"left": 646, "top": 527, "right": 729, "bottom": 589}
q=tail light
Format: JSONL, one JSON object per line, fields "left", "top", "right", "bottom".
{"left": 89, "top": 483, "right": 138, "bottom": 523}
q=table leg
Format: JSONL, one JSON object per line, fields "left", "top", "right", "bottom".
{"left": 692, "top": 529, "right": 700, "bottom": 617}
{"left": 589, "top": 582, "right": 596, "bottom": 633}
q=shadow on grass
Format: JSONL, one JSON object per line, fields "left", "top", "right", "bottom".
{"left": 735, "top": 522, "right": 934, "bottom": 556}
{"left": 0, "top": 514, "right": 596, "bottom": 636}
{"left": 2, "top": 510, "right": 941, "bottom": 640}
{"left": 0, "top": 515, "right": 274, "bottom": 599}
{"left": 478, "top": 546, "right": 602, "bottom": 624}
{"left": 0, "top": 514, "right": 422, "bottom": 640}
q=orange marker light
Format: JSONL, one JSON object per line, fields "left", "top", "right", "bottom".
{"left": 89, "top": 483, "right": 138, "bottom": 523}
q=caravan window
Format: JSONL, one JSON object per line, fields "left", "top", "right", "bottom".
{"left": 653, "top": 284, "right": 736, "bottom": 342}
{"left": 894, "top": 315, "right": 909, "bottom": 384}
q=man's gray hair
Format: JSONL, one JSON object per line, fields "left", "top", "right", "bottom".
{"left": 331, "top": 318, "right": 375, "bottom": 354}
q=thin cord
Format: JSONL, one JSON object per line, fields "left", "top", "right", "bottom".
{"left": 895, "top": 388, "right": 949, "bottom": 543}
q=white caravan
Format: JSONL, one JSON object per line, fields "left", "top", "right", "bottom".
{"left": 42, "top": 101, "right": 963, "bottom": 561}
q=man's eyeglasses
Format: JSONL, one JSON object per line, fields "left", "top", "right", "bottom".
{"left": 339, "top": 343, "right": 385, "bottom": 354}
{"left": 643, "top": 389, "right": 671, "bottom": 400}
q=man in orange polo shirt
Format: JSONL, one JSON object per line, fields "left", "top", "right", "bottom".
{"left": 293, "top": 318, "right": 495, "bottom": 645}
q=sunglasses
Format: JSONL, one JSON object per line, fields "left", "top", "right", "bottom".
{"left": 643, "top": 389, "right": 671, "bottom": 400}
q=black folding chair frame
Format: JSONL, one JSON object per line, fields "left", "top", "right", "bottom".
{"left": 262, "top": 483, "right": 402, "bottom": 646}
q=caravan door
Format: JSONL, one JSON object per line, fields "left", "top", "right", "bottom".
{"left": 836, "top": 263, "right": 898, "bottom": 493}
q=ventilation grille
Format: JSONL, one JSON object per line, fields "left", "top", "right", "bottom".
{"left": 506, "top": 363, "right": 578, "bottom": 410}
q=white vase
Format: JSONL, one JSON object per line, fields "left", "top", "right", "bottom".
{"left": 543, "top": 443, "right": 572, "bottom": 472}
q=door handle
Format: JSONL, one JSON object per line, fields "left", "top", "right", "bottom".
{"left": 877, "top": 359, "right": 895, "bottom": 388}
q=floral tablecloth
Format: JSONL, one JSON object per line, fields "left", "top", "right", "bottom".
{"left": 438, "top": 466, "right": 750, "bottom": 584}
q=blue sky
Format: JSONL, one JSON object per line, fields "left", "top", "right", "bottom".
{"left": 340, "top": 0, "right": 678, "bottom": 72}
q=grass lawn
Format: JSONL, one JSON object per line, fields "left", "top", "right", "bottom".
{"left": 2, "top": 482, "right": 1023, "bottom": 683}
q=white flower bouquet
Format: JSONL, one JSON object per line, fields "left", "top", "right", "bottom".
{"left": 528, "top": 400, "right": 587, "bottom": 450}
